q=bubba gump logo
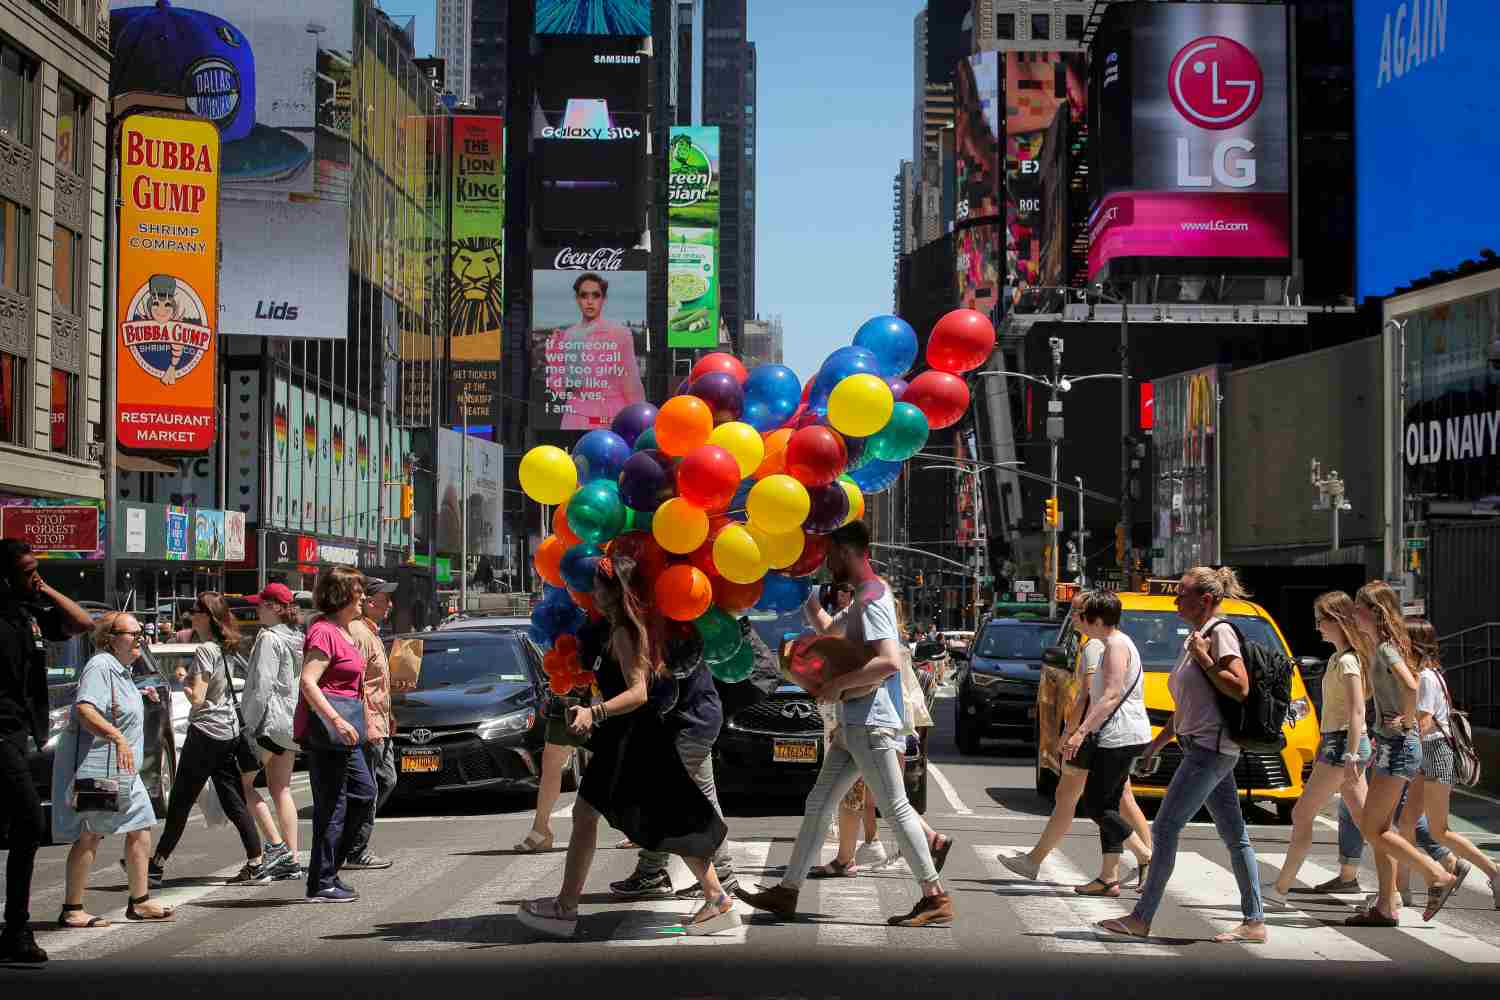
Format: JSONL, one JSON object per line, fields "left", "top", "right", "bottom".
{"left": 122, "top": 275, "right": 212, "bottom": 386}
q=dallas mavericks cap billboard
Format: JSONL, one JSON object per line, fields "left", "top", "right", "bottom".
{"left": 111, "top": 1, "right": 311, "bottom": 183}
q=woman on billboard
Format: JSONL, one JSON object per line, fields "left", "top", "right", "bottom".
{"left": 543, "top": 273, "right": 645, "bottom": 431}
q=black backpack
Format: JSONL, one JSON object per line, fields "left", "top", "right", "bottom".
{"left": 1207, "top": 619, "right": 1294, "bottom": 753}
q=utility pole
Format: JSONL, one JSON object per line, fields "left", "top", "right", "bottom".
{"left": 1311, "top": 459, "right": 1351, "bottom": 553}
{"left": 1047, "top": 337, "right": 1064, "bottom": 619}
{"left": 1074, "top": 475, "right": 1086, "bottom": 587}
{"left": 1118, "top": 294, "right": 1132, "bottom": 586}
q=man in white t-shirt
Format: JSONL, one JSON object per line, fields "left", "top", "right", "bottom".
{"left": 737, "top": 522, "right": 952, "bottom": 927}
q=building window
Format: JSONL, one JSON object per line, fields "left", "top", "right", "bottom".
{"left": 53, "top": 224, "right": 81, "bottom": 314}
{"left": 2, "top": 198, "right": 31, "bottom": 292}
{"left": 50, "top": 367, "right": 74, "bottom": 453}
{"left": 57, "top": 83, "right": 89, "bottom": 174}
{"left": 1066, "top": 14, "right": 1085, "bottom": 41}
{"left": 1032, "top": 14, "right": 1051, "bottom": 40}
{"left": 996, "top": 12, "right": 1015, "bottom": 40}
{"left": 1, "top": 43, "right": 36, "bottom": 146}
{"left": 0, "top": 352, "right": 22, "bottom": 445}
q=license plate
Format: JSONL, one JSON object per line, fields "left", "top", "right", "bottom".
{"left": 400, "top": 748, "right": 442, "bottom": 773}
{"left": 772, "top": 739, "right": 818, "bottom": 763}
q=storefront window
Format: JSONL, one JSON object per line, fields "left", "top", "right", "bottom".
{"left": 50, "top": 366, "right": 74, "bottom": 453}
{"left": 1, "top": 352, "right": 23, "bottom": 444}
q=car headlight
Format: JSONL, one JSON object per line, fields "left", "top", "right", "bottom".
{"left": 969, "top": 672, "right": 1003, "bottom": 688}
{"left": 477, "top": 709, "right": 535, "bottom": 741}
{"left": 43, "top": 706, "right": 71, "bottom": 750}
{"left": 1286, "top": 697, "right": 1312, "bottom": 725}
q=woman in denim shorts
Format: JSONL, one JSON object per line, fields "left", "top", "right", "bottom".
{"left": 1266, "top": 592, "right": 1372, "bottom": 909}
{"left": 1347, "top": 582, "right": 1460, "bottom": 926}
{"left": 1397, "top": 621, "right": 1498, "bottom": 910}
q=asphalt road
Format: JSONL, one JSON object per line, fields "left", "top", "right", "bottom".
{"left": 6, "top": 689, "right": 1500, "bottom": 997}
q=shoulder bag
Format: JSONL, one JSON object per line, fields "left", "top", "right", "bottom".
{"left": 71, "top": 663, "right": 124, "bottom": 813}
{"left": 216, "top": 645, "right": 263, "bottom": 772}
{"left": 1070, "top": 658, "right": 1142, "bottom": 772}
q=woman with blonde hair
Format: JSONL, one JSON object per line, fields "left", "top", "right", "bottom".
{"left": 1265, "top": 591, "right": 1373, "bottom": 908}
{"left": 1395, "top": 621, "right": 1495, "bottom": 908}
{"left": 1346, "top": 581, "right": 1460, "bottom": 925}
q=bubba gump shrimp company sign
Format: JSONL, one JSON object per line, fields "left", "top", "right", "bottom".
{"left": 115, "top": 114, "right": 220, "bottom": 454}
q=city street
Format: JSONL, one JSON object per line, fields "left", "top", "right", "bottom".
{"left": 6, "top": 690, "right": 1500, "bottom": 996}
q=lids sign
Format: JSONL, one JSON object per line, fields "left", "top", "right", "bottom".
{"left": 115, "top": 114, "right": 220, "bottom": 455}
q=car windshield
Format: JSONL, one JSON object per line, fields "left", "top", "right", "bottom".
{"left": 152, "top": 650, "right": 197, "bottom": 691}
{"left": 401, "top": 635, "right": 533, "bottom": 691}
{"left": 1114, "top": 612, "right": 1285, "bottom": 672}
{"left": 975, "top": 623, "right": 1057, "bottom": 660}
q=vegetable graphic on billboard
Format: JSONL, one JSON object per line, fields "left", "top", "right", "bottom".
{"left": 667, "top": 127, "right": 720, "bottom": 348}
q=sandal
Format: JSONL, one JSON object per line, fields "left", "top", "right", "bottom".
{"left": 1096, "top": 916, "right": 1151, "bottom": 939}
{"left": 517, "top": 896, "right": 578, "bottom": 939}
{"left": 1075, "top": 878, "right": 1122, "bottom": 898}
{"left": 684, "top": 893, "right": 742, "bottom": 937}
{"left": 125, "top": 895, "right": 175, "bottom": 922}
{"left": 58, "top": 904, "right": 111, "bottom": 929}
{"left": 1423, "top": 875, "right": 1461, "bottom": 922}
{"left": 930, "top": 835, "right": 954, "bottom": 874}
{"left": 514, "top": 830, "right": 553, "bottom": 853}
{"left": 807, "top": 858, "right": 858, "bottom": 879}
{"left": 1344, "top": 908, "right": 1399, "bottom": 927}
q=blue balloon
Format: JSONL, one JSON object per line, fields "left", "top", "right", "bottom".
{"left": 531, "top": 588, "right": 587, "bottom": 645}
{"left": 810, "top": 347, "right": 880, "bottom": 411}
{"left": 572, "top": 430, "right": 632, "bottom": 484}
{"left": 560, "top": 543, "right": 603, "bottom": 592}
{"left": 846, "top": 458, "right": 903, "bottom": 494}
{"left": 527, "top": 623, "right": 551, "bottom": 649}
{"left": 853, "top": 315, "right": 919, "bottom": 378}
{"left": 757, "top": 572, "right": 813, "bottom": 613}
{"left": 743, "top": 365, "right": 802, "bottom": 432}
{"left": 725, "top": 478, "right": 753, "bottom": 523}
{"left": 844, "top": 434, "right": 872, "bottom": 472}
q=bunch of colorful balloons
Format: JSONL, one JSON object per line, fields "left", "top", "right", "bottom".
{"left": 520, "top": 309, "right": 995, "bottom": 682}
{"left": 539, "top": 633, "right": 596, "bottom": 696}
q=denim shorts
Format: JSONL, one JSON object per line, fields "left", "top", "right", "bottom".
{"left": 1317, "top": 731, "right": 1372, "bottom": 767}
{"left": 1371, "top": 729, "right": 1422, "bottom": 780}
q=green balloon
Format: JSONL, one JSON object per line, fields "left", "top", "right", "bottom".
{"left": 867, "top": 402, "right": 929, "bottom": 462}
{"left": 710, "top": 637, "right": 754, "bottom": 683}
{"left": 694, "top": 606, "right": 743, "bottom": 665}
{"left": 567, "top": 480, "right": 626, "bottom": 544}
{"left": 633, "top": 427, "right": 659, "bottom": 452}
{"left": 624, "top": 505, "right": 654, "bottom": 534}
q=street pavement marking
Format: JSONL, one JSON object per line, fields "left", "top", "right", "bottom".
{"left": 927, "top": 763, "right": 974, "bottom": 816}
{"left": 976, "top": 844, "right": 1181, "bottom": 958}
{"left": 391, "top": 849, "right": 567, "bottom": 952}
{"left": 813, "top": 847, "right": 889, "bottom": 949}
{"left": 1287, "top": 857, "right": 1500, "bottom": 964}
{"left": 603, "top": 840, "right": 773, "bottom": 947}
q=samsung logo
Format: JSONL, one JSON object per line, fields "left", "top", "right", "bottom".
{"left": 595, "top": 54, "right": 642, "bottom": 64}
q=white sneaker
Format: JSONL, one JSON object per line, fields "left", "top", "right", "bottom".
{"left": 997, "top": 852, "right": 1041, "bottom": 881}
{"left": 855, "top": 841, "right": 891, "bottom": 868}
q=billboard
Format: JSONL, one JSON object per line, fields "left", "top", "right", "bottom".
{"left": 530, "top": 246, "right": 648, "bottom": 434}
{"left": 433, "top": 428, "right": 504, "bottom": 557}
{"left": 449, "top": 116, "right": 506, "bottom": 427}
{"left": 956, "top": 223, "right": 1002, "bottom": 316}
{"left": 667, "top": 126, "right": 721, "bottom": 348}
{"left": 1087, "top": 2, "right": 1291, "bottom": 281}
{"left": 1355, "top": 1, "right": 1495, "bottom": 300}
{"left": 955, "top": 52, "right": 1000, "bottom": 225}
{"left": 0, "top": 499, "right": 105, "bottom": 560}
{"left": 535, "top": 0, "right": 652, "bottom": 37}
{"left": 114, "top": 113, "right": 220, "bottom": 455}
{"left": 1150, "top": 365, "right": 1222, "bottom": 576}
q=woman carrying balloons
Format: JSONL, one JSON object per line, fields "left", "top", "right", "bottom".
{"left": 517, "top": 556, "right": 738, "bottom": 939}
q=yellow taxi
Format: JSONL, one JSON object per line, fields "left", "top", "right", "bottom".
{"left": 1035, "top": 579, "right": 1320, "bottom": 821}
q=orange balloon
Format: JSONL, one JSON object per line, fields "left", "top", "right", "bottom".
{"left": 754, "top": 428, "right": 793, "bottom": 479}
{"left": 534, "top": 535, "right": 566, "bottom": 587}
{"left": 549, "top": 671, "right": 578, "bottom": 695}
{"left": 553, "top": 501, "right": 581, "bottom": 547}
{"left": 655, "top": 563, "right": 714, "bottom": 621}
{"left": 656, "top": 396, "right": 714, "bottom": 457}
{"left": 715, "top": 577, "right": 764, "bottom": 615}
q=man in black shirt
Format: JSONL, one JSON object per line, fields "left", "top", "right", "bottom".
{"left": 0, "top": 539, "right": 94, "bottom": 963}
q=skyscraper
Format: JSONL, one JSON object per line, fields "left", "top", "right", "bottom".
{"left": 677, "top": 0, "right": 695, "bottom": 125}
{"left": 469, "top": 0, "right": 509, "bottom": 113}
{"left": 700, "top": 0, "right": 755, "bottom": 349}
{"left": 436, "top": 0, "right": 474, "bottom": 104}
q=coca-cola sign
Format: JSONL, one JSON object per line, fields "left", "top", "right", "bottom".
{"left": 552, "top": 247, "right": 627, "bottom": 271}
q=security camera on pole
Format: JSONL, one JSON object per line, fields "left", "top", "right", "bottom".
{"left": 1311, "top": 458, "right": 1351, "bottom": 553}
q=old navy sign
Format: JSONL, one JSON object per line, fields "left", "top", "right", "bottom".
{"left": 1405, "top": 408, "right": 1500, "bottom": 466}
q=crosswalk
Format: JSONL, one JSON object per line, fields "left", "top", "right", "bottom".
{"left": 18, "top": 834, "right": 1499, "bottom": 964}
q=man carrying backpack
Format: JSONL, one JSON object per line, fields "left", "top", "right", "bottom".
{"left": 1096, "top": 566, "right": 1268, "bottom": 945}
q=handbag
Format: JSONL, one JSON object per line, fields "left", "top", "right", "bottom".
{"left": 544, "top": 692, "right": 591, "bottom": 749}
{"left": 71, "top": 665, "right": 124, "bottom": 814}
{"left": 1433, "top": 670, "right": 1482, "bottom": 788}
{"left": 300, "top": 692, "right": 367, "bottom": 751}
{"left": 217, "top": 646, "right": 262, "bottom": 772}
{"left": 1071, "top": 659, "right": 1142, "bottom": 772}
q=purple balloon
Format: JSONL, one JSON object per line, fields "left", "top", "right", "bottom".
{"left": 689, "top": 372, "right": 745, "bottom": 424}
{"left": 803, "top": 482, "right": 852, "bottom": 533}
{"left": 610, "top": 402, "right": 658, "bottom": 448}
{"left": 618, "top": 450, "right": 677, "bottom": 512}
{"left": 886, "top": 377, "right": 909, "bottom": 401}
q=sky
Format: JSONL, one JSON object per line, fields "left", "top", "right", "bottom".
{"left": 380, "top": 2, "right": 917, "bottom": 382}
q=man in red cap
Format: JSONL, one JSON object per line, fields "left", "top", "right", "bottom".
{"left": 345, "top": 577, "right": 402, "bottom": 869}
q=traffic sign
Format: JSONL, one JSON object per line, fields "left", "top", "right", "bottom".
{"left": 1405, "top": 538, "right": 1426, "bottom": 550}
{"left": 1015, "top": 580, "right": 1036, "bottom": 595}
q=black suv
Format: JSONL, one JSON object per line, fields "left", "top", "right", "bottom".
{"left": 955, "top": 617, "right": 1061, "bottom": 755}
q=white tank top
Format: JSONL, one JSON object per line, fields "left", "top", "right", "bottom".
{"left": 1092, "top": 632, "right": 1151, "bottom": 749}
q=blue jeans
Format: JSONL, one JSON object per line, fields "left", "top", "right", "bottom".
{"left": 782, "top": 724, "right": 937, "bottom": 890}
{"left": 1336, "top": 785, "right": 1451, "bottom": 867}
{"left": 306, "top": 746, "right": 377, "bottom": 894}
{"left": 1134, "top": 738, "right": 1263, "bottom": 926}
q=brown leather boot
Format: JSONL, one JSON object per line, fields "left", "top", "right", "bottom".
{"left": 888, "top": 892, "right": 954, "bottom": 927}
{"left": 734, "top": 883, "right": 800, "bottom": 919}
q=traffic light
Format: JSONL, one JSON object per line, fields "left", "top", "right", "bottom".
{"left": 1043, "top": 497, "right": 1060, "bottom": 530}
{"left": 401, "top": 484, "right": 414, "bottom": 520}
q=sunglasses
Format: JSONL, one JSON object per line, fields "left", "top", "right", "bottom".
{"left": 112, "top": 630, "right": 144, "bottom": 639}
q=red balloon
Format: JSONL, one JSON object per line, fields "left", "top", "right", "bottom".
{"left": 785, "top": 426, "right": 848, "bottom": 488}
{"left": 714, "top": 577, "right": 764, "bottom": 614}
{"left": 783, "top": 533, "right": 829, "bottom": 577}
{"left": 609, "top": 531, "right": 668, "bottom": 585}
{"left": 677, "top": 445, "right": 742, "bottom": 510}
{"left": 691, "top": 352, "right": 749, "bottom": 385}
{"left": 926, "top": 308, "right": 996, "bottom": 374}
{"left": 904, "top": 371, "right": 971, "bottom": 430}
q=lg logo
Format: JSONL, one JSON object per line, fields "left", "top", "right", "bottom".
{"left": 1169, "top": 35, "right": 1263, "bottom": 190}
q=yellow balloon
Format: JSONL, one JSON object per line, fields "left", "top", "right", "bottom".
{"left": 519, "top": 446, "right": 579, "bottom": 505}
{"left": 840, "top": 479, "right": 864, "bottom": 526}
{"left": 708, "top": 421, "right": 766, "bottom": 479}
{"left": 747, "top": 474, "right": 811, "bottom": 534}
{"left": 747, "top": 523, "right": 805, "bottom": 570}
{"left": 828, "top": 373, "right": 895, "bottom": 438}
{"left": 713, "top": 523, "right": 767, "bottom": 584}
{"left": 652, "top": 498, "right": 710, "bottom": 554}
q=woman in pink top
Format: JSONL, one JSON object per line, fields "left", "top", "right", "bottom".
{"left": 296, "top": 566, "right": 375, "bottom": 903}
{"left": 543, "top": 273, "right": 645, "bottom": 431}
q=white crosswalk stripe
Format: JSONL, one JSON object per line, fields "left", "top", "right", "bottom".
{"left": 390, "top": 848, "right": 569, "bottom": 952}
{"left": 602, "top": 841, "right": 772, "bottom": 946}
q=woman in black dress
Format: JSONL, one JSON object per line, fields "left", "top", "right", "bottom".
{"left": 518, "top": 555, "right": 737, "bottom": 938}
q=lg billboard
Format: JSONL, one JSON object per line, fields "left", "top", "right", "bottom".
{"left": 1088, "top": 2, "right": 1291, "bottom": 281}
{"left": 1355, "top": 0, "right": 1496, "bottom": 300}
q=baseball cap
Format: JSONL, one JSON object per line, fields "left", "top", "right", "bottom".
{"left": 365, "top": 577, "right": 399, "bottom": 596}
{"left": 257, "top": 582, "right": 295, "bottom": 605}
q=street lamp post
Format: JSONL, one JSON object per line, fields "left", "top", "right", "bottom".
{"left": 918, "top": 459, "right": 1018, "bottom": 631}
{"left": 1074, "top": 475, "right": 1086, "bottom": 586}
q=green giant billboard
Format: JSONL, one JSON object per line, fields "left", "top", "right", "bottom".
{"left": 666, "top": 126, "right": 720, "bottom": 348}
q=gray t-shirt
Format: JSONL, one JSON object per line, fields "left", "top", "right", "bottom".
{"left": 186, "top": 643, "right": 240, "bottom": 741}
{"left": 836, "top": 579, "right": 904, "bottom": 729}
{"left": 1370, "top": 641, "right": 1414, "bottom": 736}
{"left": 1167, "top": 617, "right": 1243, "bottom": 757}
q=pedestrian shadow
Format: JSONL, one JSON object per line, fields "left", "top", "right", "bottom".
{"left": 948, "top": 876, "right": 1084, "bottom": 896}
{"left": 1042, "top": 929, "right": 1197, "bottom": 947}
{"left": 192, "top": 898, "right": 305, "bottom": 910}
{"left": 983, "top": 788, "right": 1052, "bottom": 816}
